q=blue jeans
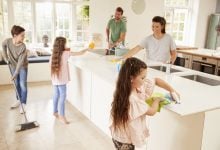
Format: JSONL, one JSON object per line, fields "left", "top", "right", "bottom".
{"left": 53, "top": 84, "right": 67, "bottom": 116}
{"left": 10, "top": 67, "right": 28, "bottom": 104}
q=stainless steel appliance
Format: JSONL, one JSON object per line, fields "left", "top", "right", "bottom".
{"left": 206, "top": 14, "right": 220, "bottom": 49}
{"left": 192, "top": 56, "right": 217, "bottom": 75}
{"left": 217, "top": 61, "right": 220, "bottom": 76}
{"left": 174, "top": 53, "right": 192, "bottom": 68}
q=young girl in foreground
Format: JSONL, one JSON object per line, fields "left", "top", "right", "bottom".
{"left": 50, "top": 37, "right": 88, "bottom": 124}
{"left": 110, "top": 57, "right": 179, "bottom": 149}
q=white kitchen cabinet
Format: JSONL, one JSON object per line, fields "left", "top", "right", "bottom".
{"left": 67, "top": 52, "right": 220, "bottom": 150}
{"left": 0, "top": 63, "right": 50, "bottom": 85}
{"left": 147, "top": 109, "right": 204, "bottom": 150}
{"left": 184, "top": 54, "right": 192, "bottom": 68}
{"left": 90, "top": 73, "right": 114, "bottom": 136}
{"left": 201, "top": 109, "right": 220, "bottom": 150}
{"left": 67, "top": 61, "right": 114, "bottom": 135}
{"left": 67, "top": 65, "right": 92, "bottom": 119}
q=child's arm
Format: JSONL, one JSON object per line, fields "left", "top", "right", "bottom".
{"left": 145, "top": 98, "right": 160, "bottom": 116}
{"left": 70, "top": 48, "right": 88, "bottom": 56}
{"left": 155, "top": 78, "right": 180, "bottom": 100}
{"left": 155, "top": 78, "right": 175, "bottom": 93}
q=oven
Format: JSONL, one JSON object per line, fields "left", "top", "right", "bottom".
{"left": 174, "top": 53, "right": 192, "bottom": 68}
{"left": 192, "top": 56, "right": 217, "bottom": 75}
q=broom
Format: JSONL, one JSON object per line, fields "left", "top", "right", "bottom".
{"left": 8, "top": 62, "right": 40, "bottom": 132}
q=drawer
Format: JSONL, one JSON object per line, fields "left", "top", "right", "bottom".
{"left": 192, "top": 55, "right": 217, "bottom": 65}
{"left": 218, "top": 61, "right": 220, "bottom": 67}
{"left": 177, "top": 53, "right": 192, "bottom": 59}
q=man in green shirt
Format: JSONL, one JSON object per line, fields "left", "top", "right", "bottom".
{"left": 106, "top": 7, "right": 126, "bottom": 49}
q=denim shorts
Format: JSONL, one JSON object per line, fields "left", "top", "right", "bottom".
{"left": 112, "top": 139, "right": 135, "bottom": 150}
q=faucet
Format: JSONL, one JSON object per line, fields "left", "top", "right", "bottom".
{"left": 166, "top": 61, "right": 172, "bottom": 75}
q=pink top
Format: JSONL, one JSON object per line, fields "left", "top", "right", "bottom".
{"left": 110, "top": 79, "right": 155, "bottom": 147}
{"left": 50, "top": 51, "right": 71, "bottom": 85}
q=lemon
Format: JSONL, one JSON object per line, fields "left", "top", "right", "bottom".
{"left": 89, "top": 42, "right": 95, "bottom": 49}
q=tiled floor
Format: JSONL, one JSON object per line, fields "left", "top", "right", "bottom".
{"left": 0, "top": 82, "right": 114, "bottom": 150}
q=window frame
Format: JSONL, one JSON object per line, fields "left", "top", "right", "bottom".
{"left": 164, "top": 0, "right": 193, "bottom": 45}
{"left": 1, "top": 0, "right": 90, "bottom": 44}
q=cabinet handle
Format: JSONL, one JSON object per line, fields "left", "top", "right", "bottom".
{"left": 201, "top": 63, "right": 213, "bottom": 67}
{"left": 202, "top": 57, "right": 207, "bottom": 61}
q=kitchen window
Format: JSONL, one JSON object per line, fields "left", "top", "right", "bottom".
{"left": 1, "top": 0, "right": 8, "bottom": 37}
{"left": 164, "top": 0, "right": 192, "bottom": 45}
{"left": 1, "top": 0, "right": 90, "bottom": 45}
{"left": 76, "top": 5, "right": 89, "bottom": 42}
{"left": 55, "top": 3, "right": 72, "bottom": 40}
{"left": 36, "top": 2, "right": 53, "bottom": 43}
{"left": 0, "top": 0, "right": 3, "bottom": 38}
{"left": 13, "top": 0, "right": 33, "bottom": 43}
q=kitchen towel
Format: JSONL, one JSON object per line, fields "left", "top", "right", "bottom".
{"left": 146, "top": 93, "right": 172, "bottom": 112}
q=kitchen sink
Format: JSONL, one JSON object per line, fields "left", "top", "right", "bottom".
{"left": 181, "top": 75, "right": 220, "bottom": 86}
{"left": 149, "top": 66, "right": 183, "bottom": 73}
{"left": 90, "top": 49, "right": 129, "bottom": 56}
{"left": 90, "top": 49, "right": 106, "bottom": 56}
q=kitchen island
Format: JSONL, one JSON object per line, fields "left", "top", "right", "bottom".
{"left": 67, "top": 50, "right": 220, "bottom": 150}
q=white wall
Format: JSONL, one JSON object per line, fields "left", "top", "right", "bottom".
{"left": 192, "top": 0, "right": 217, "bottom": 48}
{"left": 89, "top": 0, "right": 114, "bottom": 47}
{"left": 112, "top": 0, "right": 164, "bottom": 47}
{"left": 216, "top": 0, "right": 220, "bottom": 13}
{"left": 90, "top": 0, "right": 217, "bottom": 48}
{"left": 89, "top": 0, "right": 164, "bottom": 48}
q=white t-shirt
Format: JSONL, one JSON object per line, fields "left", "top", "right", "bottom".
{"left": 139, "top": 34, "right": 176, "bottom": 63}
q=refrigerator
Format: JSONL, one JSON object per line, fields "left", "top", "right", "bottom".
{"left": 206, "top": 13, "right": 220, "bottom": 50}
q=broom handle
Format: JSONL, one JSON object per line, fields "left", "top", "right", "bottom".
{"left": 8, "top": 63, "right": 28, "bottom": 122}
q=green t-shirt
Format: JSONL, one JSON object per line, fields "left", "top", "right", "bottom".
{"left": 107, "top": 18, "right": 126, "bottom": 43}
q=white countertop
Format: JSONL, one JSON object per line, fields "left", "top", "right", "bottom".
{"left": 68, "top": 50, "right": 220, "bottom": 116}
{"left": 178, "top": 48, "right": 220, "bottom": 59}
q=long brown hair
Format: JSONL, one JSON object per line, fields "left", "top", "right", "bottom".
{"left": 51, "top": 37, "right": 66, "bottom": 76}
{"left": 111, "top": 57, "right": 147, "bottom": 130}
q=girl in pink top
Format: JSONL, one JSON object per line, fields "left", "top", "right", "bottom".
{"left": 110, "top": 57, "right": 179, "bottom": 149}
{"left": 50, "top": 37, "right": 87, "bottom": 124}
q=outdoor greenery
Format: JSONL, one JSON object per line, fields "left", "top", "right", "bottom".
{"left": 80, "top": 5, "right": 89, "bottom": 19}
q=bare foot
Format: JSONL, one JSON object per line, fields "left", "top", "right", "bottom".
{"left": 59, "top": 116, "right": 70, "bottom": 124}
{"left": 53, "top": 112, "right": 59, "bottom": 118}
